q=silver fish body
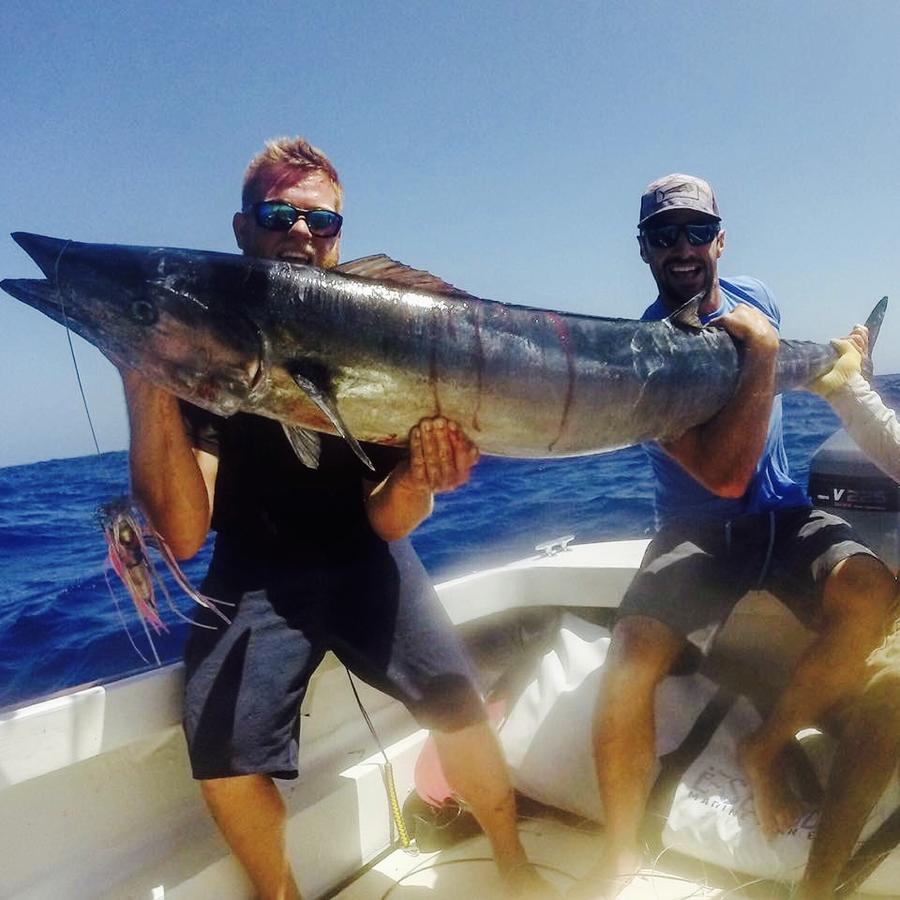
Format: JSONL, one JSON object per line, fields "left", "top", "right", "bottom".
{"left": 2, "top": 233, "right": 876, "bottom": 459}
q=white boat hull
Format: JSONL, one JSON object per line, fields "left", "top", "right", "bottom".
{"left": 2, "top": 536, "right": 892, "bottom": 899}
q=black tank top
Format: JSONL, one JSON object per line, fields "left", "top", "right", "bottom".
{"left": 181, "top": 404, "right": 404, "bottom": 564}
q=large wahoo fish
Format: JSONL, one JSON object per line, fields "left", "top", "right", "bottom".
{"left": 1, "top": 232, "right": 886, "bottom": 468}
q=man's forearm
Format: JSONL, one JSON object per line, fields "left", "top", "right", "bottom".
{"left": 122, "top": 373, "right": 211, "bottom": 557}
{"left": 365, "top": 417, "right": 478, "bottom": 541}
{"left": 365, "top": 462, "right": 434, "bottom": 542}
{"left": 664, "top": 341, "right": 777, "bottom": 497}
{"left": 696, "top": 344, "right": 777, "bottom": 493}
{"left": 830, "top": 374, "right": 900, "bottom": 482}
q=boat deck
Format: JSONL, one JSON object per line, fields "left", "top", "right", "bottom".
{"left": 333, "top": 803, "right": 795, "bottom": 899}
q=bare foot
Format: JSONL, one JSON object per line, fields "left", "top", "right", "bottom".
{"left": 738, "top": 739, "right": 805, "bottom": 839}
{"left": 566, "top": 846, "right": 642, "bottom": 900}
{"left": 792, "top": 882, "right": 833, "bottom": 900}
{"left": 501, "top": 862, "right": 560, "bottom": 898}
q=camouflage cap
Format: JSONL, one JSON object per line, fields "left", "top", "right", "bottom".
{"left": 639, "top": 173, "right": 720, "bottom": 226}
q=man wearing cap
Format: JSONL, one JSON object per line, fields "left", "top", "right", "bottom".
{"left": 571, "top": 175, "right": 896, "bottom": 899}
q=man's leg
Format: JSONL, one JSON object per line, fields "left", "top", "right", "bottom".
{"left": 201, "top": 774, "right": 302, "bottom": 900}
{"left": 738, "top": 554, "right": 896, "bottom": 838}
{"left": 183, "top": 578, "right": 327, "bottom": 900}
{"left": 797, "top": 636, "right": 900, "bottom": 898}
{"left": 334, "top": 540, "right": 556, "bottom": 896}
{"left": 434, "top": 720, "right": 556, "bottom": 898}
{"left": 569, "top": 615, "right": 687, "bottom": 900}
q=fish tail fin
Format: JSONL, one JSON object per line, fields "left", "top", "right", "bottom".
{"left": 862, "top": 296, "right": 888, "bottom": 380}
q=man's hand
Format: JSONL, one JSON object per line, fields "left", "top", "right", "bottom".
{"left": 407, "top": 416, "right": 480, "bottom": 494}
{"left": 662, "top": 303, "right": 778, "bottom": 498}
{"left": 119, "top": 364, "right": 165, "bottom": 396}
{"left": 809, "top": 330, "right": 866, "bottom": 398}
{"left": 710, "top": 303, "right": 780, "bottom": 353}
{"left": 365, "top": 416, "right": 480, "bottom": 541}
{"left": 847, "top": 324, "right": 870, "bottom": 357}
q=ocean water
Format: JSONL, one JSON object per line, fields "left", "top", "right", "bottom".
{"left": 2, "top": 377, "right": 899, "bottom": 710}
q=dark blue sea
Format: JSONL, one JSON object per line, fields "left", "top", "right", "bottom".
{"left": 3, "top": 378, "right": 899, "bottom": 710}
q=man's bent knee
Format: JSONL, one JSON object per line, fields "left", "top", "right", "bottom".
{"left": 608, "top": 615, "right": 687, "bottom": 681}
{"left": 823, "top": 554, "right": 896, "bottom": 632}
{"left": 200, "top": 773, "right": 277, "bottom": 809}
{"left": 610, "top": 615, "right": 687, "bottom": 669}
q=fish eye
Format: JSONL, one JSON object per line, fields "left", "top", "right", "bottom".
{"left": 130, "top": 299, "right": 158, "bottom": 325}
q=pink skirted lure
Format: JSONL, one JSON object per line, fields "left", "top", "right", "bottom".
{"left": 98, "top": 497, "right": 230, "bottom": 662}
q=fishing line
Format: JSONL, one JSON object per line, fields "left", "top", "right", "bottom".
{"left": 377, "top": 856, "right": 578, "bottom": 899}
{"left": 346, "top": 669, "right": 413, "bottom": 849}
{"left": 52, "top": 242, "right": 170, "bottom": 664}
{"left": 649, "top": 841, "right": 793, "bottom": 899}
{"left": 54, "top": 240, "right": 103, "bottom": 458}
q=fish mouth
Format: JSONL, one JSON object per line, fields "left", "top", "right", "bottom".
{"left": 2, "top": 234, "right": 79, "bottom": 326}
{"left": 11, "top": 232, "right": 69, "bottom": 278}
{"left": 1, "top": 276, "right": 70, "bottom": 326}
{"left": 1, "top": 275, "right": 270, "bottom": 399}
{"left": 3, "top": 235, "right": 268, "bottom": 398}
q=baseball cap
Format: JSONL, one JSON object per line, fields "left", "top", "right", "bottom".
{"left": 639, "top": 173, "right": 720, "bottom": 226}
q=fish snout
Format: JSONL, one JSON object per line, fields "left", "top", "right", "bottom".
{"left": 11, "top": 232, "right": 70, "bottom": 280}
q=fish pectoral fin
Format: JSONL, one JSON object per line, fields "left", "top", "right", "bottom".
{"left": 289, "top": 371, "right": 375, "bottom": 471}
{"left": 666, "top": 291, "right": 706, "bottom": 330}
{"left": 282, "top": 424, "right": 322, "bottom": 470}
{"left": 334, "top": 254, "right": 477, "bottom": 299}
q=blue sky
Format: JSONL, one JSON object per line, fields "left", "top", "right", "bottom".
{"left": 2, "top": 0, "right": 899, "bottom": 467}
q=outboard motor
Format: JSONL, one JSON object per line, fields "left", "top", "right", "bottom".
{"left": 808, "top": 428, "right": 900, "bottom": 571}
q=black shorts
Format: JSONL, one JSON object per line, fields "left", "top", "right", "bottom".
{"left": 183, "top": 537, "right": 485, "bottom": 780}
{"left": 618, "top": 506, "right": 881, "bottom": 644}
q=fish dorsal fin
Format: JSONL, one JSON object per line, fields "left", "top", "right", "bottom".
{"left": 665, "top": 291, "right": 706, "bottom": 331}
{"left": 288, "top": 370, "right": 375, "bottom": 471}
{"left": 282, "top": 424, "right": 322, "bottom": 470}
{"left": 334, "top": 254, "right": 476, "bottom": 299}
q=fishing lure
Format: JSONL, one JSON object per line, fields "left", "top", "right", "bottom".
{"left": 98, "top": 497, "right": 230, "bottom": 663}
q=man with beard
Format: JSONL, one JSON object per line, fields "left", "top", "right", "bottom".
{"left": 570, "top": 174, "right": 896, "bottom": 899}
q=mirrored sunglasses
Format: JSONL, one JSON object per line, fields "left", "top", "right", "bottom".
{"left": 640, "top": 221, "right": 720, "bottom": 250}
{"left": 246, "top": 201, "right": 343, "bottom": 238}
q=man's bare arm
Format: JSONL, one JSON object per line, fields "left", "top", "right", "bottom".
{"left": 661, "top": 304, "right": 780, "bottom": 497}
{"left": 366, "top": 417, "right": 479, "bottom": 541}
{"left": 122, "top": 370, "right": 217, "bottom": 559}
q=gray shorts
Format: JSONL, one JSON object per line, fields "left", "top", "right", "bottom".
{"left": 183, "top": 537, "right": 485, "bottom": 780}
{"left": 619, "top": 506, "right": 880, "bottom": 642}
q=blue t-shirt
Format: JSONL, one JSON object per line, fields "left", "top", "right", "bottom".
{"left": 641, "top": 276, "right": 810, "bottom": 528}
